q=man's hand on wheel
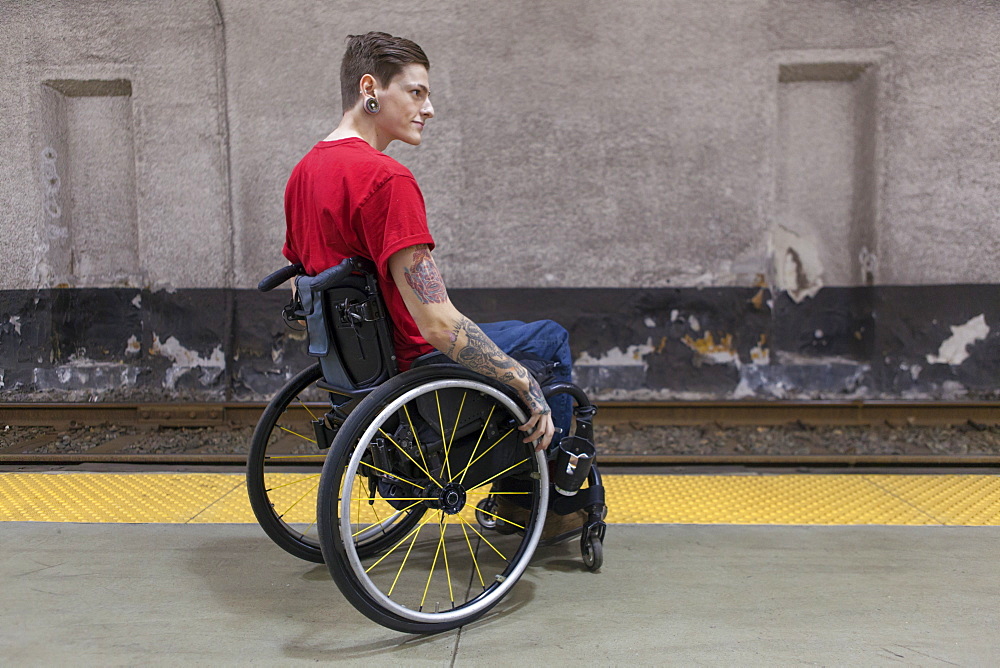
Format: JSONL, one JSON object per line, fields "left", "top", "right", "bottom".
{"left": 518, "top": 377, "right": 555, "bottom": 451}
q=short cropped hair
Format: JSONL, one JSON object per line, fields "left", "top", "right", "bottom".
{"left": 340, "top": 32, "right": 430, "bottom": 112}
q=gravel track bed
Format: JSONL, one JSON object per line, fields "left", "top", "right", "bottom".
{"left": 3, "top": 422, "right": 999, "bottom": 457}
{"left": 594, "top": 423, "right": 1000, "bottom": 457}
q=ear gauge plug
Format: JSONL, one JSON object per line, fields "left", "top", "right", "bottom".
{"left": 364, "top": 96, "right": 380, "bottom": 114}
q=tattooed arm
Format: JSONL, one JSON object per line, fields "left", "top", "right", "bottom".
{"left": 389, "top": 245, "right": 555, "bottom": 451}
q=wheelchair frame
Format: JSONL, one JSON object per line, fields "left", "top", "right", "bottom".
{"left": 247, "top": 257, "right": 608, "bottom": 632}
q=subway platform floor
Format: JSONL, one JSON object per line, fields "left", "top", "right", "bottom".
{"left": 1, "top": 468, "right": 998, "bottom": 665}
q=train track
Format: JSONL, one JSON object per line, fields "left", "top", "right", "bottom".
{"left": 2, "top": 400, "right": 999, "bottom": 467}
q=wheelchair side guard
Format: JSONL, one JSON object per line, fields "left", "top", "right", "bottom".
{"left": 291, "top": 257, "right": 397, "bottom": 391}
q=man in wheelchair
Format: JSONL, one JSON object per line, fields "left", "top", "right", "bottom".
{"left": 281, "top": 31, "right": 584, "bottom": 538}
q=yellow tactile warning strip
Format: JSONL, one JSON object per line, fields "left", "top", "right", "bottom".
{"left": 0, "top": 472, "right": 999, "bottom": 525}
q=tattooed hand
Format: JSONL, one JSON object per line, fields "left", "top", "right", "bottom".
{"left": 517, "top": 375, "right": 555, "bottom": 452}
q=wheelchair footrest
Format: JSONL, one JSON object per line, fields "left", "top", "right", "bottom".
{"left": 550, "top": 484, "right": 605, "bottom": 516}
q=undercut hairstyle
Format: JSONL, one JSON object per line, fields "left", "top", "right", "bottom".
{"left": 340, "top": 32, "right": 430, "bottom": 113}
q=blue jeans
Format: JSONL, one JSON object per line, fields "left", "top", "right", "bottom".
{"left": 478, "top": 319, "right": 573, "bottom": 440}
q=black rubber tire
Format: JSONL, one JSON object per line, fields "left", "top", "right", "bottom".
{"left": 247, "top": 364, "right": 328, "bottom": 563}
{"left": 317, "top": 366, "right": 548, "bottom": 634}
{"left": 583, "top": 535, "right": 603, "bottom": 571}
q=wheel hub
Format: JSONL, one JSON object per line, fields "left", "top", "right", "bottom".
{"left": 438, "top": 483, "right": 467, "bottom": 515}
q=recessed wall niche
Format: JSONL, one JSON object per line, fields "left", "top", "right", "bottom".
{"left": 774, "top": 60, "right": 879, "bottom": 296}
{"left": 40, "top": 79, "right": 140, "bottom": 286}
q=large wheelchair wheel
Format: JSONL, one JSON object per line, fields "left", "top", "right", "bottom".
{"left": 248, "top": 364, "right": 428, "bottom": 563}
{"left": 317, "top": 366, "right": 549, "bottom": 633}
{"left": 246, "top": 364, "right": 332, "bottom": 563}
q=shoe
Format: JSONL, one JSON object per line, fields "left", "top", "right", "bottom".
{"left": 493, "top": 497, "right": 588, "bottom": 541}
{"left": 494, "top": 496, "right": 529, "bottom": 535}
{"left": 541, "top": 509, "right": 588, "bottom": 542}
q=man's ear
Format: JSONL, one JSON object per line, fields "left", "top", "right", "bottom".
{"left": 359, "top": 73, "right": 378, "bottom": 99}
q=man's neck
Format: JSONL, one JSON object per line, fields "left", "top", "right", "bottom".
{"left": 324, "top": 112, "right": 386, "bottom": 151}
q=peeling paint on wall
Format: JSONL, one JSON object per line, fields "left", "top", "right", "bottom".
{"left": 33, "top": 357, "right": 139, "bottom": 391}
{"left": 681, "top": 332, "right": 740, "bottom": 366}
{"left": 2, "top": 285, "right": 998, "bottom": 401}
{"left": 575, "top": 340, "right": 655, "bottom": 369}
{"left": 926, "top": 314, "right": 990, "bottom": 366}
{"left": 151, "top": 334, "right": 225, "bottom": 389}
{"left": 750, "top": 334, "right": 770, "bottom": 365}
{"left": 770, "top": 225, "right": 824, "bottom": 302}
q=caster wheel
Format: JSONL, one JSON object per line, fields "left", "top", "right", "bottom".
{"left": 583, "top": 535, "right": 603, "bottom": 571}
{"left": 476, "top": 497, "right": 498, "bottom": 530}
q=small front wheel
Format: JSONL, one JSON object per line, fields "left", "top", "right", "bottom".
{"left": 475, "top": 497, "right": 499, "bottom": 530}
{"left": 582, "top": 535, "right": 603, "bottom": 571}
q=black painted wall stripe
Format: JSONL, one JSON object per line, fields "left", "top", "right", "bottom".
{"left": 0, "top": 286, "right": 997, "bottom": 401}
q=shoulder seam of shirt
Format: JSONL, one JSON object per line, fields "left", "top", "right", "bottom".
{"left": 357, "top": 172, "right": 419, "bottom": 210}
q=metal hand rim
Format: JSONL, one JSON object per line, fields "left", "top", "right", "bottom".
{"left": 339, "top": 377, "right": 549, "bottom": 624}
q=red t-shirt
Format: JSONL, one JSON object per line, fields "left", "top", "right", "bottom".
{"left": 282, "top": 137, "right": 436, "bottom": 370}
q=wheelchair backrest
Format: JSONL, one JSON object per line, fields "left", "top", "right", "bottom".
{"left": 294, "top": 257, "right": 398, "bottom": 392}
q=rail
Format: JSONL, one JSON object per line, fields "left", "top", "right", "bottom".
{"left": 2, "top": 400, "right": 998, "bottom": 467}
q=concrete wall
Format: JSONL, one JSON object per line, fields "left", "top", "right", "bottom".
{"left": 4, "top": 1, "right": 996, "bottom": 291}
{"left": 0, "top": 0, "right": 230, "bottom": 290}
{"left": 1, "top": 0, "right": 999, "bottom": 402}
{"left": 225, "top": 0, "right": 1000, "bottom": 291}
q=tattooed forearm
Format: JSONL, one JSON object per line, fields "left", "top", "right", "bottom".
{"left": 444, "top": 319, "right": 464, "bottom": 357}
{"left": 457, "top": 320, "right": 520, "bottom": 374}
{"left": 403, "top": 246, "right": 448, "bottom": 304}
{"left": 442, "top": 317, "right": 550, "bottom": 416}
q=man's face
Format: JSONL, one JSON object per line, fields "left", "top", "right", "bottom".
{"left": 374, "top": 63, "right": 434, "bottom": 147}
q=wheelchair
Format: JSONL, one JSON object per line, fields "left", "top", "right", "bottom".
{"left": 247, "top": 257, "right": 608, "bottom": 633}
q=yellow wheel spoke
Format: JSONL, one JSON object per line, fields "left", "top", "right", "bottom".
{"left": 351, "top": 500, "right": 422, "bottom": 538}
{"left": 475, "top": 506, "right": 525, "bottom": 531}
{"left": 294, "top": 399, "right": 319, "bottom": 422}
{"left": 265, "top": 473, "right": 321, "bottom": 492}
{"left": 457, "top": 405, "right": 494, "bottom": 484}
{"left": 435, "top": 391, "right": 454, "bottom": 482}
{"left": 388, "top": 522, "right": 424, "bottom": 597}
{"left": 378, "top": 428, "right": 442, "bottom": 488}
{"left": 460, "top": 522, "right": 486, "bottom": 590}
{"left": 348, "top": 497, "right": 426, "bottom": 502}
{"left": 457, "top": 514, "right": 507, "bottom": 562}
{"left": 444, "top": 392, "right": 467, "bottom": 483}
{"left": 278, "top": 425, "right": 317, "bottom": 444}
{"left": 465, "top": 490, "right": 530, "bottom": 495}
{"left": 456, "top": 427, "right": 516, "bottom": 484}
{"left": 358, "top": 460, "right": 421, "bottom": 488}
{"left": 277, "top": 480, "right": 320, "bottom": 519}
{"left": 402, "top": 404, "right": 428, "bottom": 468}
{"left": 467, "top": 458, "right": 531, "bottom": 494}
{"left": 420, "top": 518, "right": 446, "bottom": 610}
{"left": 400, "top": 403, "right": 433, "bottom": 486}
{"left": 365, "top": 512, "right": 439, "bottom": 573}
{"left": 440, "top": 521, "right": 455, "bottom": 607}
{"left": 264, "top": 454, "right": 325, "bottom": 461}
